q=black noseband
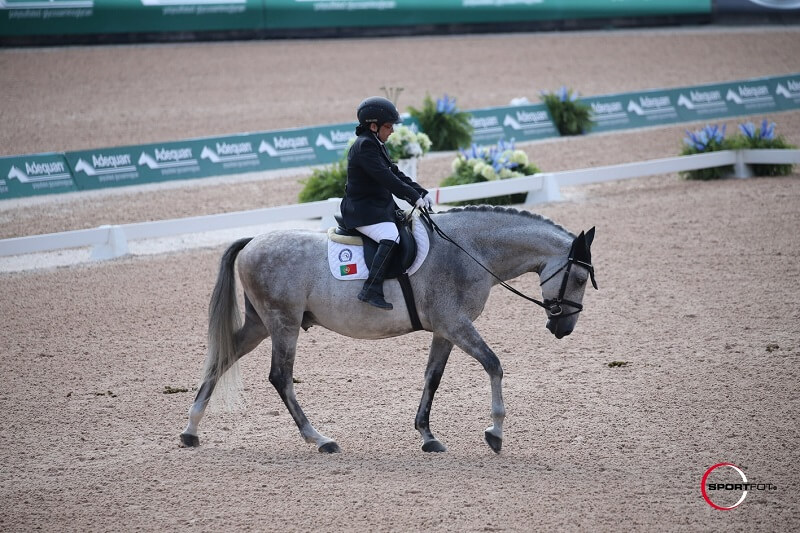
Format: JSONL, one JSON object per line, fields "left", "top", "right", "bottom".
{"left": 539, "top": 257, "right": 596, "bottom": 320}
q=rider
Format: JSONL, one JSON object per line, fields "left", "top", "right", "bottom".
{"left": 340, "top": 96, "right": 432, "bottom": 310}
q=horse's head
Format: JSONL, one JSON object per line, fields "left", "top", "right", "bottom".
{"left": 541, "top": 227, "right": 597, "bottom": 339}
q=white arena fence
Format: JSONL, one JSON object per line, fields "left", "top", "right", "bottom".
{"left": 1, "top": 149, "right": 798, "bottom": 262}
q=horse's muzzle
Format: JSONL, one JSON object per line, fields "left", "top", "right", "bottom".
{"left": 547, "top": 319, "right": 573, "bottom": 339}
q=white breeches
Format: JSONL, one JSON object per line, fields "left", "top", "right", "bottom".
{"left": 357, "top": 222, "right": 400, "bottom": 243}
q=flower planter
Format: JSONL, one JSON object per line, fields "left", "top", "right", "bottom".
{"left": 396, "top": 158, "right": 418, "bottom": 181}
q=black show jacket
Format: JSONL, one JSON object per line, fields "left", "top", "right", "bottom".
{"left": 340, "top": 131, "right": 428, "bottom": 229}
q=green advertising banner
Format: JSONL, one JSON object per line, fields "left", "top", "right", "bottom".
{"left": 62, "top": 126, "right": 353, "bottom": 191}
{"left": 0, "top": 153, "right": 77, "bottom": 199}
{"left": 306, "top": 123, "right": 357, "bottom": 164}
{"left": 468, "top": 108, "right": 507, "bottom": 145}
{"left": 583, "top": 94, "right": 633, "bottom": 132}
{"left": 469, "top": 104, "right": 557, "bottom": 145}
{"left": 716, "top": 78, "right": 781, "bottom": 116}
{"left": 262, "top": 0, "right": 711, "bottom": 30}
{"left": 772, "top": 74, "right": 800, "bottom": 111}
{"left": 66, "top": 134, "right": 273, "bottom": 190}
{"left": 62, "top": 119, "right": 421, "bottom": 190}
{"left": 0, "top": 0, "right": 263, "bottom": 37}
{"left": 588, "top": 88, "right": 687, "bottom": 131}
{"left": 1, "top": 0, "right": 711, "bottom": 36}
{"left": 289, "top": 117, "right": 422, "bottom": 166}
{"left": 619, "top": 88, "right": 682, "bottom": 128}
{"left": 584, "top": 75, "right": 798, "bottom": 134}
{"left": 3, "top": 74, "right": 797, "bottom": 199}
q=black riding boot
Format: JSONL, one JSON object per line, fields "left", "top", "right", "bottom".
{"left": 358, "top": 239, "right": 396, "bottom": 310}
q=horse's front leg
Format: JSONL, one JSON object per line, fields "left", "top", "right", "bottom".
{"left": 446, "top": 323, "right": 505, "bottom": 453}
{"left": 268, "top": 314, "right": 339, "bottom": 454}
{"left": 415, "top": 334, "right": 454, "bottom": 453}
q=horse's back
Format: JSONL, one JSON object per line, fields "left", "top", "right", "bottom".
{"left": 240, "top": 229, "right": 325, "bottom": 262}
{"left": 236, "top": 230, "right": 328, "bottom": 296}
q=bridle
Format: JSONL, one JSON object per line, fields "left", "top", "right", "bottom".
{"left": 418, "top": 209, "right": 596, "bottom": 321}
{"left": 537, "top": 255, "right": 597, "bottom": 319}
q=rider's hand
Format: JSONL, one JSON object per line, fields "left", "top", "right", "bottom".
{"left": 414, "top": 197, "right": 427, "bottom": 210}
{"left": 423, "top": 193, "right": 433, "bottom": 210}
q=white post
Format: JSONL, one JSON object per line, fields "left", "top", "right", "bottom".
{"left": 90, "top": 225, "right": 129, "bottom": 260}
{"left": 320, "top": 197, "right": 341, "bottom": 230}
{"left": 396, "top": 158, "right": 418, "bottom": 181}
{"left": 525, "top": 173, "right": 562, "bottom": 204}
{"left": 732, "top": 150, "right": 753, "bottom": 179}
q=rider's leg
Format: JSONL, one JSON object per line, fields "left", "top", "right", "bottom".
{"left": 356, "top": 222, "right": 399, "bottom": 310}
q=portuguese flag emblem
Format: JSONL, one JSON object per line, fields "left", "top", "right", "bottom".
{"left": 340, "top": 264, "right": 357, "bottom": 276}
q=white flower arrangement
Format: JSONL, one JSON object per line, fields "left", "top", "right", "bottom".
{"left": 441, "top": 140, "right": 540, "bottom": 206}
{"left": 386, "top": 125, "right": 432, "bottom": 162}
{"left": 450, "top": 141, "right": 533, "bottom": 181}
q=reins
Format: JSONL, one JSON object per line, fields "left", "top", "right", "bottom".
{"left": 417, "top": 208, "right": 592, "bottom": 319}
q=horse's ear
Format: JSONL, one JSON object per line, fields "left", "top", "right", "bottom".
{"left": 585, "top": 227, "right": 595, "bottom": 247}
{"left": 571, "top": 229, "right": 593, "bottom": 264}
{"left": 570, "top": 231, "right": 584, "bottom": 256}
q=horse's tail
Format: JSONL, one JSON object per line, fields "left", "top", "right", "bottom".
{"left": 201, "top": 237, "right": 253, "bottom": 410}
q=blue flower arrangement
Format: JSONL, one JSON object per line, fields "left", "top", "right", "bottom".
{"left": 679, "top": 124, "right": 733, "bottom": 180}
{"left": 440, "top": 139, "right": 540, "bottom": 205}
{"left": 683, "top": 124, "right": 727, "bottom": 152}
{"left": 731, "top": 119, "right": 795, "bottom": 176}
{"left": 679, "top": 120, "right": 795, "bottom": 180}
{"left": 408, "top": 93, "right": 473, "bottom": 151}
{"left": 436, "top": 94, "right": 458, "bottom": 114}
{"left": 540, "top": 86, "right": 594, "bottom": 136}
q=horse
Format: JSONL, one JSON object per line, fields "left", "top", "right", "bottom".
{"left": 180, "top": 206, "right": 597, "bottom": 454}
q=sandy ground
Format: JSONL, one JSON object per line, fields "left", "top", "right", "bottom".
{"left": 1, "top": 26, "right": 800, "bottom": 531}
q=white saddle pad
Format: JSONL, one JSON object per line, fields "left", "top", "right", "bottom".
{"left": 327, "top": 215, "right": 430, "bottom": 281}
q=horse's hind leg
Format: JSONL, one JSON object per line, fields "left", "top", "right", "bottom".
{"left": 268, "top": 313, "right": 339, "bottom": 454}
{"left": 181, "top": 299, "right": 268, "bottom": 447}
{"left": 415, "top": 335, "right": 453, "bottom": 453}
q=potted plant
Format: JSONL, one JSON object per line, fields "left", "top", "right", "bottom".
{"left": 298, "top": 159, "right": 348, "bottom": 203}
{"left": 440, "top": 140, "right": 540, "bottom": 205}
{"left": 540, "top": 86, "right": 594, "bottom": 136}
{"left": 730, "top": 120, "right": 796, "bottom": 177}
{"left": 408, "top": 94, "right": 473, "bottom": 151}
{"left": 679, "top": 124, "right": 732, "bottom": 180}
{"left": 385, "top": 124, "right": 432, "bottom": 180}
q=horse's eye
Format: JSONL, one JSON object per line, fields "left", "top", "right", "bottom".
{"left": 574, "top": 274, "right": 588, "bottom": 286}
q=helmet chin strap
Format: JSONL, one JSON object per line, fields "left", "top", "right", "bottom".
{"left": 370, "top": 125, "right": 388, "bottom": 144}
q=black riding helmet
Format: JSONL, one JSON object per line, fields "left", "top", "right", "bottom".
{"left": 357, "top": 96, "right": 402, "bottom": 126}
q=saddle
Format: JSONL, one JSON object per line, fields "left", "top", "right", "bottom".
{"left": 332, "top": 210, "right": 417, "bottom": 280}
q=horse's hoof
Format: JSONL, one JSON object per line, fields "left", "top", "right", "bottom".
{"left": 318, "top": 441, "right": 341, "bottom": 454}
{"left": 422, "top": 440, "right": 447, "bottom": 453}
{"left": 180, "top": 433, "right": 200, "bottom": 448}
{"left": 484, "top": 431, "right": 502, "bottom": 454}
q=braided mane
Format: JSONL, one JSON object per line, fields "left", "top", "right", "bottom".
{"left": 438, "top": 205, "right": 575, "bottom": 238}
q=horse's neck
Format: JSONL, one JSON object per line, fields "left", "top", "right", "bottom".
{"left": 447, "top": 212, "right": 570, "bottom": 281}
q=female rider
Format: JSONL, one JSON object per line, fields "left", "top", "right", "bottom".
{"left": 340, "top": 96, "right": 432, "bottom": 310}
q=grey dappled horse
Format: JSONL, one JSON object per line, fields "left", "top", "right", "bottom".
{"left": 181, "top": 206, "right": 597, "bottom": 454}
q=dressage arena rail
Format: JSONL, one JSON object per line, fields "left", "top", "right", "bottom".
{"left": 1, "top": 149, "right": 797, "bottom": 261}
